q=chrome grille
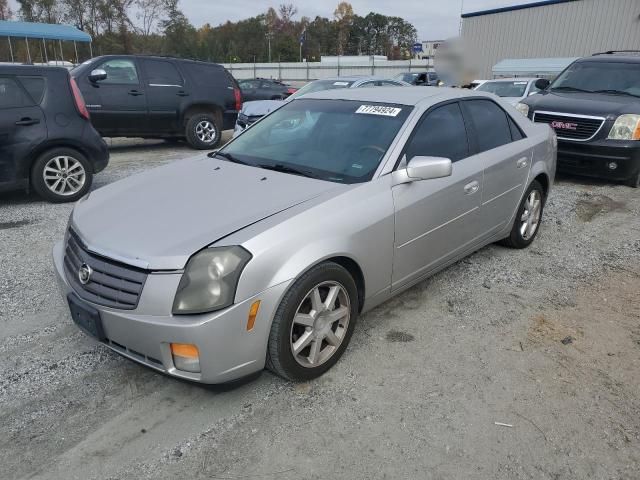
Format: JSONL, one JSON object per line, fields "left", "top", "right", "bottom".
{"left": 533, "top": 111, "right": 605, "bottom": 141}
{"left": 64, "top": 229, "right": 147, "bottom": 310}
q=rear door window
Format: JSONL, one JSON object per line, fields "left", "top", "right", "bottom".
{"left": 142, "top": 59, "right": 183, "bottom": 86}
{"left": 462, "top": 99, "right": 513, "bottom": 153}
{"left": 17, "top": 76, "right": 46, "bottom": 104}
{"left": 404, "top": 102, "right": 470, "bottom": 162}
{"left": 182, "top": 62, "right": 229, "bottom": 87}
{"left": 0, "top": 77, "right": 31, "bottom": 109}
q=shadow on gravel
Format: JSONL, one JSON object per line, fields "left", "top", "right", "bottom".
{"left": 555, "top": 172, "right": 627, "bottom": 189}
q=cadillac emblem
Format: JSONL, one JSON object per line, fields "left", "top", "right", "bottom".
{"left": 78, "top": 263, "right": 93, "bottom": 285}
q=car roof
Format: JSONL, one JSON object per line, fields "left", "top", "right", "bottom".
{"left": 579, "top": 54, "right": 640, "bottom": 64}
{"left": 302, "top": 86, "right": 486, "bottom": 106}
{"left": 0, "top": 64, "right": 67, "bottom": 75}
{"left": 91, "top": 54, "right": 223, "bottom": 66}
{"left": 483, "top": 77, "right": 536, "bottom": 82}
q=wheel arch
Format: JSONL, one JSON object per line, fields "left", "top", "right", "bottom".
{"left": 21, "top": 140, "right": 93, "bottom": 180}
{"left": 182, "top": 103, "right": 223, "bottom": 126}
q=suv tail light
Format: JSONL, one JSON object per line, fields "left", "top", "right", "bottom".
{"left": 70, "top": 77, "right": 90, "bottom": 120}
{"left": 233, "top": 86, "right": 242, "bottom": 112}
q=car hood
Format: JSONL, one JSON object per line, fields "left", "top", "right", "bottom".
{"left": 242, "top": 100, "right": 284, "bottom": 117}
{"left": 502, "top": 96, "right": 523, "bottom": 105}
{"left": 524, "top": 91, "right": 639, "bottom": 118}
{"left": 71, "top": 156, "right": 341, "bottom": 270}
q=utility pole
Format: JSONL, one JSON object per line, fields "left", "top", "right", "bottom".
{"left": 266, "top": 32, "right": 273, "bottom": 63}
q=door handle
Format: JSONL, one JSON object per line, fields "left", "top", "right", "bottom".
{"left": 464, "top": 180, "right": 480, "bottom": 195}
{"left": 176, "top": 91, "right": 189, "bottom": 97}
{"left": 517, "top": 157, "right": 529, "bottom": 169}
{"left": 15, "top": 118, "right": 40, "bottom": 126}
{"left": 128, "top": 90, "right": 144, "bottom": 96}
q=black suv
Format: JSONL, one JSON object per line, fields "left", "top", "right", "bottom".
{"left": 0, "top": 65, "right": 109, "bottom": 202}
{"left": 520, "top": 52, "right": 640, "bottom": 187}
{"left": 71, "top": 55, "right": 242, "bottom": 149}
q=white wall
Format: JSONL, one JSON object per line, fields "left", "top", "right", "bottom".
{"left": 222, "top": 58, "right": 435, "bottom": 81}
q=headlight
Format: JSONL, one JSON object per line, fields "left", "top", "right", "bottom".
{"left": 515, "top": 103, "right": 530, "bottom": 117}
{"left": 608, "top": 114, "right": 640, "bottom": 140}
{"left": 172, "top": 246, "right": 252, "bottom": 315}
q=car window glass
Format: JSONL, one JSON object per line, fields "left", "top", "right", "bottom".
{"left": 98, "top": 59, "right": 139, "bottom": 85}
{"left": 405, "top": 102, "right": 469, "bottom": 162}
{"left": 476, "top": 81, "right": 528, "bottom": 97}
{"left": 240, "top": 80, "right": 260, "bottom": 89}
{"left": 551, "top": 61, "right": 640, "bottom": 96}
{"left": 380, "top": 81, "right": 402, "bottom": 86}
{"left": 508, "top": 116, "right": 525, "bottom": 141}
{"left": 17, "top": 76, "right": 46, "bottom": 103}
{"left": 143, "top": 59, "right": 182, "bottom": 86}
{"left": 357, "top": 81, "right": 377, "bottom": 88}
{"left": 0, "top": 77, "right": 30, "bottom": 108}
{"left": 463, "top": 99, "right": 513, "bottom": 152}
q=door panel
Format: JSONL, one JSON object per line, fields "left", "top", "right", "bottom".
{"left": 460, "top": 99, "right": 532, "bottom": 234}
{"left": 392, "top": 158, "right": 483, "bottom": 289}
{"left": 141, "top": 59, "right": 186, "bottom": 133}
{"left": 391, "top": 101, "right": 485, "bottom": 289}
{"left": 0, "top": 77, "right": 46, "bottom": 186}
{"left": 80, "top": 58, "right": 147, "bottom": 136}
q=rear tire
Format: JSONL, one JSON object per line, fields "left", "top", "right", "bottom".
{"left": 267, "top": 262, "right": 359, "bottom": 382}
{"left": 626, "top": 171, "right": 640, "bottom": 188}
{"left": 30, "top": 148, "right": 92, "bottom": 203}
{"left": 500, "top": 180, "right": 545, "bottom": 249}
{"left": 185, "top": 113, "right": 221, "bottom": 150}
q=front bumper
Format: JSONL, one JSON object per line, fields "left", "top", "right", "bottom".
{"left": 233, "top": 122, "right": 245, "bottom": 138}
{"left": 53, "top": 241, "right": 291, "bottom": 384}
{"left": 557, "top": 138, "right": 640, "bottom": 182}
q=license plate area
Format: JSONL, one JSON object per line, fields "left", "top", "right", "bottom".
{"left": 68, "top": 293, "right": 105, "bottom": 341}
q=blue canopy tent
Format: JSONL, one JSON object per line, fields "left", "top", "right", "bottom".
{"left": 0, "top": 20, "right": 92, "bottom": 64}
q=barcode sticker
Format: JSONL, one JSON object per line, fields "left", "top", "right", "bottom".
{"left": 356, "top": 105, "right": 402, "bottom": 117}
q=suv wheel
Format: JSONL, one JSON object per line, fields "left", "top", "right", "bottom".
{"left": 500, "top": 180, "right": 545, "bottom": 249}
{"left": 31, "top": 148, "right": 92, "bottom": 203}
{"left": 186, "top": 113, "right": 221, "bottom": 149}
{"left": 267, "top": 262, "right": 359, "bottom": 382}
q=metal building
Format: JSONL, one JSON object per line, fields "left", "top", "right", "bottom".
{"left": 461, "top": 0, "right": 640, "bottom": 78}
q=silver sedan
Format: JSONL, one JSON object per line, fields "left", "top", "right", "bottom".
{"left": 53, "top": 87, "right": 556, "bottom": 383}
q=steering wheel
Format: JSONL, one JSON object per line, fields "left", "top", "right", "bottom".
{"left": 358, "top": 145, "right": 386, "bottom": 155}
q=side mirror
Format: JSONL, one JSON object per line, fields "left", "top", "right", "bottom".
{"left": 89, "top": 68, "right": 107, "bottom": 83}
{"left": 406, "top": 156, "right": 452, "bottom": 181}
{"left": 535, "top": 78, "right": 550, "bottom": 90}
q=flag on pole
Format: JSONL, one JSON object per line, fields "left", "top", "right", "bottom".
{"left": 299, "top": 28, "right": 306, "bottom": 45}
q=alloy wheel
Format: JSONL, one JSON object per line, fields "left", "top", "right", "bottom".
{"left": 520, "top": 189, "right": 542, "bottom": 240}
{"left": 42, "top": 156, "right": 86, "bottom": 196}
{"left": 290, "top": 281, "right": 351, "bottom": 368}
{"left": 195, "top": 120, "right": 217, "bottom": 144}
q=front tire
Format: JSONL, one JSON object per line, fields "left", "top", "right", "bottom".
{"left": 267, "top": 262, "right": 359, "bottom": 382}
{"left": 30, "top": 148, "right": 93, "bottom": 203}
{"left": 500, "top": 180, "right": 545, "bottom": 249}
{"left": 185, "top": 113, "right": 221, "bottom": 150}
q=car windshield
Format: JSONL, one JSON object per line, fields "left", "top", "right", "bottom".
{"left": 476, "top": 81, "right": 529, "bottom": 97}
{"left": 551, "top": 61, "right": 640, "bottom": 97}
{"left": 288, "top": 79, "right": 355, "bottom": 99}
{"left": 221, "top": 99, "right": 411, "bottom": 184}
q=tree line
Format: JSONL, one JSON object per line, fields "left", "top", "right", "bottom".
{"left": 0, "top": 1, "right": 418, "bottom": 63}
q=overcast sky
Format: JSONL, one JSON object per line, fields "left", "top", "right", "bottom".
{"left": 8, "top": 1, "right": 538, "bottom": 39}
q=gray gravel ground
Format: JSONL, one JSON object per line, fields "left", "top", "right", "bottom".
{"left": 1, "top": 137, "right": 639, "bottom": 480}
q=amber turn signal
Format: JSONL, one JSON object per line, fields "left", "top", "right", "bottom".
{"left": 247, "top": 300, "right": 261, "bottom": 331}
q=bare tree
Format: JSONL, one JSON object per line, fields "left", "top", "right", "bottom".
{"left": 333, "top": 1, "right": 353, "bottom": 55}
{"left": 0, "top": 0, "right": 12, "bottom": 20}
{"left": 278, "top": 3, "right": 297, "bottom": 24}
{"left": 136, "top": 0, "right": 165, "bottom": 36}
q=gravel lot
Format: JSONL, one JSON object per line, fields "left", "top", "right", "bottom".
{"left": 1, "top": 136, "right": 639, "bottom": 480}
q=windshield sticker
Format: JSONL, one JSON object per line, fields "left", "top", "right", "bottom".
{"left": 356, "top": 105, "right": 402, "bottom": 117}
{"left": 333, "top": 81, "right": 350, "bottom": 86}
{"left": 514, "top": 81, "right": 528, "bottom": 85}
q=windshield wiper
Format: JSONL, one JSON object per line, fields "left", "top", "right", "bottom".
{"left": 209, "top": 151, "right": 250, "bottom": 165}
{"left": 550, "top": 86, "right": 593, "bottom": 93}
{"left": 592, "top": 89, "right": 640, "bottom": 98}
{"left": 257, "top": 163, "right": 315, "bottom": 179}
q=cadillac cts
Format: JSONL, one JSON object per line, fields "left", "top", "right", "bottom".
{"left": 53, "top": 87, "right": 556, "bottom": 383}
